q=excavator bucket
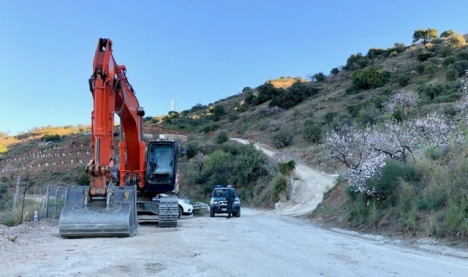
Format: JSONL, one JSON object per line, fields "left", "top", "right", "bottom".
{"left": 59, "top": 185, "right": 139, "bottom": 238}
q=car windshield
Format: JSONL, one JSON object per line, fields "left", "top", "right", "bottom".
{"left": 213, "top": 189, "right": 226, "bottom": 198}
{"left": 213, "top": 188, "right": 237, "bottom": 198}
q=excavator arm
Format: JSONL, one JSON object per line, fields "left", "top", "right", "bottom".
{"left": 59, "top": 38, "right": 143, "bottom": 238}
{"left": 85, "top": 38, "right": 146, "bottom": 196}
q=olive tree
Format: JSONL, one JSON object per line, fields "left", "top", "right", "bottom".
{"left": 412, "top": 28, "right": 438, "bottom": 45}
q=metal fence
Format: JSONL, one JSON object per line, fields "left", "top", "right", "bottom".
{"left": 40, "top": 185, "right": 68, "bottom": 219}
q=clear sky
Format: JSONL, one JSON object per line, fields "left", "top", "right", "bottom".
{"left": 1, "top": 0, "right": 468, "bottom": 135}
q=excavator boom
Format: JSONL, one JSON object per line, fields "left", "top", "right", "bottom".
{"left": 59, "top": 38, "right": 143, "bottom": 238}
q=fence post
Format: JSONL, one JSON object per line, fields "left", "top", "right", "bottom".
{"left": 12, "top": 176, "right": 21, "bottom": 208}
{"left": 53, "top": 186, "right": 59, "bottom": 218}
{"left": 43, "top": 185, "right": 50, "bottom": 218}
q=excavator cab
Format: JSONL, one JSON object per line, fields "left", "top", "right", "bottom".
{"left": 146, "top": 140, "right": 179, "bottom": 192}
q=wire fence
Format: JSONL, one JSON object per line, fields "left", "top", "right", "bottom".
{"left": 40, "top": 185, "right": 68, "bottom": 219}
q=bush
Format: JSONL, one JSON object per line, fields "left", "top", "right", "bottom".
{"left": 398, "top": 74, "right": 411, "bottom": 87}
{"left": 365, "top": 159, "right": 420, "bottom": 207}
{"left": 417, "top": 82, "right": 447, "bottom": 100}
{"left": 330, "top": 67, "right": 340, "bottom": 76}
{"left": 271, "top": 176, "right": 288, "bottom": 202}
{"left": 456, "top": 50, "right": 468, "bottom": 61}
{"left": 344, "top": 53, "right": 369, "bottom": 71}
{"left": 417, "top": 51, "right": 432, "bottom": 61}
{"left": 440, "top": 46, "right": 453, "bottom": 57}
{"left": 442, "top": 56, "right": 458, "bottom": 67}
{"left": 346, "top": 103, "right": 362, "bottom": 118}
{"left": 215, "top": 131, "right": 229, "bottom": 144}
{"left": 446, "top": 68, "right": 458, "bottom": 81}
{"left": 323, "top": 111, "right": 338, "bottom": 125}
{"left": 312, "top": 72, "right": 326, "bottom": 82}
{"left": 423, "top": 64, "right": 438, "bottom": 77}
{"left": 357, "top": 106, "right": 380, "bottom": 126}
{"left": 271, "top": 131, "right": 294, "bottom": 148}
{"left": 0, "top": 144, "right": 7, "bottom": 154}
{"left": 200, "top": 124, "right": 219, "bottom": 133}
{"left": 269, "top": 82, "right": 319, "bottom": 110}
{"left": 414, "top": 63, "right": 427, "bottom": 74}
{"left": 452, "top": 60, "right": 468, "bottom": 77}
{"left": 352, "top": 68, "right": 390, "bottom": 90}
{"left": 367, "top": 48, "right": 386, "bottom": 59}
{"left": 302, "top": 122, "right": 322, "bottom": 143}
{"left": 450, "top": 34, "right": 467, "bottom": 47}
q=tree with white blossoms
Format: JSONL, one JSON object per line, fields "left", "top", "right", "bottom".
{"left": 455, "top": 72, "right": 468, "bottom": 124}
{"left": 324, "top": 113, "right": 458, "bottom": 196}
{"left": 384, "top": 89, "right": 420, "bottom": 121}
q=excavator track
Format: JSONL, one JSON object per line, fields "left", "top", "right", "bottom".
{"left": 59, "top": 185, "right": 139, "bottom": 238}
{"left": 157, "top": 196, "right": 179, "bottom": 228}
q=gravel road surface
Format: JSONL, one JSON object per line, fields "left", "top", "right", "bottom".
{"left": 1, "top": 209, "right": 468, "bottom": 277}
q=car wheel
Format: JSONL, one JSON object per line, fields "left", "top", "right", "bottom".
{"left": 178, "top": 206, "right": 183, "bottom": 219}
{"left": 236, "top": 208, "right": 241, "bottom": 217}
{"left": 210, "top": 208, "right": 215, "bottom": 217}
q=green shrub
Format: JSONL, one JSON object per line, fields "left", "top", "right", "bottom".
{"left": 357, "top": 106, "right": 380, "bottom": 126}
{"left": 271, "top": 131, "right": 294, "bottom": 148}
{"left": 435, "top": 92, "right": 463, "bottom": 103}
{"left": 330, "top": 114, "right": 353, "bottom": 131}
{"left": 397, "top": 74, "right": 411, "bottom": 87}
{"left": 323, "top": 111, "right": 338, "bottom": 125}
{"left": 215, "top": 131, "right": 229, "bottom": 144}
{"left": 344, "top": 53, "right": 369, "bottom": 71}
{"left": 200, "top": 124, "right": 219, "bottom": 133}
{"left": 330, "top": 67, "right": 340, "bottom": 76}
{"left": 444, "top": 200, "right": 468, "bottom": 235}
{"left": 423, "top": 64, "right": 438, "bottom": 77}
{"left": 346, "top": 103, "right": 362, "bottom": 118}
{"left": 352, "top": 68, "right": 390, "bottom": 90}
{"left": 414, "top": 63, "right": 427, "bottom": 74}
{"left": 365, "top": 159, "right": 420, "bottom": 207}
{"left": 456, "top": 50, "right": 468, "bottom": 61}
{"left": 367, "top": 48, "right": 386, "bottom": 59}
{"left": 417, "top": 51, "right": 432, "bottom": 61}
{"left": 345, "top": 84, "right": 359, "bottom": 94}
{"left": 77, "top": 171, "right": 89, "bottom": 186}
{"left": 302, "top": 122, "right": 322, "bottom": 143}
{"left": 440, "top": 46, "right": 453, "bottom": 57}
{"left": 452, "top": 60, "right": 468, "bottom": 77}
{"left": 442, "top": 56, "right": 458, "bottom": 67}
{"left": 271, "top": 176, "right": 288, "bottom": 202}
{"left": 42, "top": 134, "right": 61, "bottom": 142}
{"left": 446, "top": 68, "right": 458, "bottom": 81}
{"left": 269, "top": 82, "right": 319, "bottom": 110}
{"left": 417, "top": 83, "right": 447, "bottom": 100}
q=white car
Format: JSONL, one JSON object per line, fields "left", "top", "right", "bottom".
{"left": 178, "top": 198, "right": 193, "bottom": 219}
{"left": 159, "top": 194, "right": 193, "bottom": 219}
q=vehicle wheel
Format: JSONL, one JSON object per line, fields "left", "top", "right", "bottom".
{"left": 210, "top": 208, "right": 215, "bottom": 217}
{"left": 236, "top": 208, "right": 241, "bottom": 217}
{"left": 178, "top": 206, "right": 183, "bottom": 219}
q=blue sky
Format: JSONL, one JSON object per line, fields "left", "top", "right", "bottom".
{"left": 1, "top": 0, "right": 468, "bottom": 135}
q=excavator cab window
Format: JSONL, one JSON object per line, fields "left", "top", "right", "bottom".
{"left": 147, "top": 144, "right": 175, "bottom": 184}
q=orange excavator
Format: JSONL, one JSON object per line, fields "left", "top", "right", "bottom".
{"left": 59, "top": 38, "right": 183, "bottom": 238}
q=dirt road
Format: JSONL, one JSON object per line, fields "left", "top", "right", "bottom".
{"left": 1, "top": 139, "right": 467, "bottom": 276}
{"left": 1, "top": 210, "right": 468, "bottom": 277}
{"left": 230, "top": 138, "right": 338, "bottom": 216}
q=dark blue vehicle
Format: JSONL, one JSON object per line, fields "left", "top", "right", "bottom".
{"left": 209, "top": 185, "right": 241, "bottom": 217}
